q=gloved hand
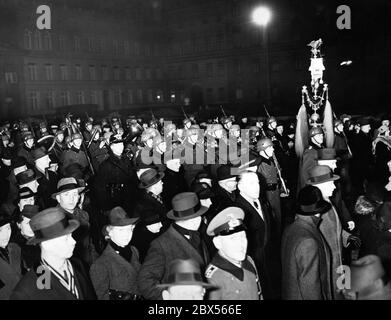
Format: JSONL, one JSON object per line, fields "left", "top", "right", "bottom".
{"left": 347, "top": 221, "right": 355, "bottom": 231}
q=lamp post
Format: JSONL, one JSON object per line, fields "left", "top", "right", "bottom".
{"left": 252, "top": 6, "right": 272, "bottom": 108}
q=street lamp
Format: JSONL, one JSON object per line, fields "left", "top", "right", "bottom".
{"left": 252, "top": 6, "right": 272, "bottom": 108}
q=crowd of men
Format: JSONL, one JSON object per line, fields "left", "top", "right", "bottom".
{"left": 0, "top": 110, "right": 390, "bottom": 300}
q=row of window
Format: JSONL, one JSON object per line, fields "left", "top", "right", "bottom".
{"left": 26, "top": 63, "right": 163, "bottom": 82}
{"left": 24, "top": 30, "right": 162, "bottom": 56}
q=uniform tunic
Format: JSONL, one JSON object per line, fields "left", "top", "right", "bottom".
{"left": 205, "top": 253, "right": 262, "bottom": 300}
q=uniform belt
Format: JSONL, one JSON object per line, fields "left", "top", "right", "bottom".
{"left": 265, "top": 183, "right": 278, "bottom": 191}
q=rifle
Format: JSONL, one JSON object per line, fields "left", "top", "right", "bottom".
{"left": 220, "top": 105, "right": 227, "bottom": 118}
{"left": 263, "top": 104, "right": 271, "bottom": 118}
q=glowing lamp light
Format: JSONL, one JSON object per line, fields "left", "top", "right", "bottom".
{"left": 252, "top": 6, "right": 272, "bottom": 26}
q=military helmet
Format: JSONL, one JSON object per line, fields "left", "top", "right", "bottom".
{"left": 267, "top": 116, "right": 277, "bottom": 124}
{"left": 257, "top": 138, "right": 274, "bottom": 152}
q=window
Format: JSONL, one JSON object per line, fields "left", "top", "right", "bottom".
{"left": 113, "top": 40, "right": 119, "bottom": 55}
{"left": 253, "top": 59, "right": 261, "bottom": 73}
{"left": 217, "top": 61, "right": 225, "bottom": 77}
{"left": 34, "top": 31, "right": 42, "bottom": 50}
{"left": 89, "top": 65, "right": 96, "bottom": 80}
{"left": 75, "top": 65, "right": 82, "bottom": 80}
{"left": 192, "top": 63, "right": 199, "bottom": 78}
{"left": 88, "top": 38, "right": 94, "bottom": 52}
{"left": 74, "top": 36, "right": 81, "bottom": 52}
{"left": 60, "top": 91, "right": 71, "bottom": 106}
{"left": 137, "top": 89, "right": 143, "bottom": 103}
{"left": 235, "top": 60, "right": 242, "bottom": 74}
{"left": 218, "top": 87, "right": 226, "bottom": 101}
{"left": 102, "top": 65, "right": 108, "bottom": 80}
{"left": 127, "top": 90, "right": 133, "bottom": 104}
{"left": 113, "top": 66, "right": 120, "bottom": 80}
{"left": 60, "top": 65, "right": 68, "bottom": 81}
{"left": 125, "top": 67, "right": 131, "bottom": 80}
{"left": 59, "top": 35, "right": 65, "bottom": 51}
{"left": 43, "top": 32, "right": 52, "bottom": 50}
{"left": 90, "top": 91, "right": 98, "bottom": 104}
{"left": 28, "top": 91, "right": 40, "bottom": 110}
{"left": 156, "top": 68, "right": 162, "bottom": 79}
{"left": 44, "top": 64, "right": 53, "bottom": 81}
{"left": 97, "top": 39, "right": 104, "bottom": 53}
{"left": 27, "top": 63, "right": 38, "bottom": 81}
{"left": 134, "top": 42, "right": 140, "bottom": 55}
{"left": 147, "top": 89, "right": 154, "bottom": 103}
{"left": 77, "top": 91, "right": 85, "bottom": 104}
{"left": 156, "top": 90, "right": 164, "bottom": 103}
{"left": 145, "top": 44, "right": 151, "bottom": 56}
{"left": 206, "top": 88, "right": 213, "bottom": 102}
{"left": 145, "top": 68, "right": 152, "bottom": 80}
{"left": 46, "top": 91, "right": 55, "bottom": 108}
{"left": 124, "top": 41, "right": 130, "bottom": 55}
{"left": 235, "top": 88, "right": 243, "bottom": 100}
{"left": 24, "top": 30, "right": 32, "bottom": 49}
{"left": 135, "top": 67, "right": 142, "bottom": 80}
{"left": 5, "top": 72, "right": 17, "bottom": 84}
{"left": 206, "top": 63, "right": 213, "bottom": 78}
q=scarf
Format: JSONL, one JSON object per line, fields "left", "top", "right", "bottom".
{"left": 109, "top": 240, "right": 133, "bottom": 263}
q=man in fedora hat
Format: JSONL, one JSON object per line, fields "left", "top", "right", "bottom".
{"left": 158, "top": 259, "right": 214, "bottom": 300}
{"left": 10, "top": 207, "right": 96, "bottom": 300}
{"left": 134, "top": 169, "right": 167, "bottom": 226}
{"left": 205, "top": 207, "right": 263, "bottom": 300}
{"left": 213, "top": 165, "right": 238, "bottom": 214}
{"left": 0, "top": 212, "right": 21, "bottom": 299}
{"left": 281, "top": 185, "right": 333, "bottom": 300}
{"left": 16, "top": 169, "right": 42, "bottom": 204}
{"left": 32, "top": 147, "right": 58, "bottom": 208}
{"left": 138, "top": 192, "right": 210, "bottom": 300}
{"left": 306, "top": 165, "right": 356, "bottom": 299}
{"left": 52, "top": 177, "right": 91, "bottom": 267}
{"left": 90, "top": 206, "right": 141, "bottom": 300}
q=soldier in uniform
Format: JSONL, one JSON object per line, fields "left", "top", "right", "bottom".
{"left": 16, "top": 132, "right": 35, "bottom": 166}
{"left": 205, "top": 206, "right": 263, "bottom": 300}
{"left": 52, "top": 130, "right": 66, "bottom": 161}
{"left": 60, "top": 133, "right": 90, "bottom": 179}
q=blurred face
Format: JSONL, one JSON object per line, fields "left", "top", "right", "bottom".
{"left": 57, "top": 133, "right": 64, "bottom": 143}
{"left": 18, "top": 196, "right": 35, "bottom": 211}
{"left": 199, "top": 178, "right": 212, "bottom": 187}
{"left": 269, "top": 121, "right": 277, "bottom": 130}
{"left": 166, "top": 158, "right": 181, "bottom": 172}
{"left": 276, "top": 126, "right": 284, "bottom": 135}
{"left": 56, "top": 189, "right": 80, "bottom": 212}
{"left": 336, "top": 124, "right": 344, "bottom": 132}
{"left": 361, "top": 124, "right": 371, "bottom": 133}
{"left": 0, "top": 223, "right": 11, "bottom": 248}
{"left": 214, "top": 231, "right": 248, "bottom": 262}
{"left": 26, "top": 139, "right": 34, "bottom": 148}
{"left": 238, "top": 173, "right": 260, "bottom": 199}
{"left": 35, "top": 155, "right": 51, "bottom": 170}
{"left": 18, "top": 217, "right": 34, "bottom": 238}
{"left": 177, "top": 129, "right": 184, "bottom": 138}
{"left": 382, "top": 120, "right": 390, "bottom": 127}
{"left": 316, "top": 181, "right": 336, "bottom": 199}
{"left": 14, "top": 165, "right": 27, "bottom": 177}
{"left": 41, "top": 234, "right": 76, "bottom": 259}
{"left": 215, "top": 129, "right": 223, "bottom": 139}
{"left": 146, "top": 222, "right": 163, "bottom": 234}
{"left": 93, "top": 131, "right": 100, "bottom": 141}
{"left": 163, "top": 285, "right": 204, "bottom": 300}
{"left": 73, "top": 138, "right": 82, "bottom": 149}
{"left": 108, "top": 224, "right": 135, "bottom": 247}
{"left": 264, "top": 145, "right": 274, "bottom": 158}
{"left": 157, "top": 142, "right": 167, "bottom": 153}
{"left": 200, "top": 198, "right": 212, "bottom": 208}
{"left": 313, "top": 134, "right": 324, "bottom": 145}
{"left": 219, "top": 178, "right": 237, "bottom": 193}
{"left": 176, "top": 216, "right": 202, "bottom": 231}
{"left": 185, "top": 122, "right": 191, "bottom": 129}
{"left": 111, "top": 142, "right": 124, "bottom": 156}
{"left": 86, "top": 124, "right": 93, "bottom": 131}
{"left": 318, "top": 159, "right": 337, "bottom": 172}
{"left": 232, "top": 129, "right": 240, "bottom": 138}
{"left": 2, "top": 159, "right": 11, "bottom": 166}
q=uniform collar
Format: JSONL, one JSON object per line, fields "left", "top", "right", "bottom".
{"left": 212, "top": 253, "right": 253, "bottom": 281}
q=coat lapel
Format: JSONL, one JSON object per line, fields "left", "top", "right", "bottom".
{"left": 103, "top": 244, "right": 139, "bottom": 277}
{"left": 167, "top": 225, "right": 205, "bottom": 266}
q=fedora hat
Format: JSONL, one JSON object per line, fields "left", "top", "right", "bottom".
{"left": 167, "top": 192, "right": 208, "bottom": 221}
{"left": 106, "top": 206, "right": 139, "bottom": 227}
{"left": 17, "top": 187, "right": 36, "bottom": 201}
{"left": 0, "top": 212, "right": 14, "bottom": 228}
{"left": 21, "top": 204, "right": 40, "bottom": 219}
{"left": 31, "top": 147, "right": 49, "bottom": 162}
{"left": 28, "top": 207, "right": 80, "bottom": 245}
{"left": 16, "top": 169, "right": 42, "bottom": 186}
{"left": 297, "top": 185, "right": 331, "bottom": 215}
{"left": 51, "top": 177, "right": 85, "bottom": 199}
{"left": 157, "top": 259, "right": 215, "bottom": 288}
{"left": 11, "top": 156, "right": 27, "bottom": 170}
{"left": 307, "top": 165, "right": 340, "bottom": 185}
{"left": 139, "top": 169, "right": 164, "bottom": 189}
